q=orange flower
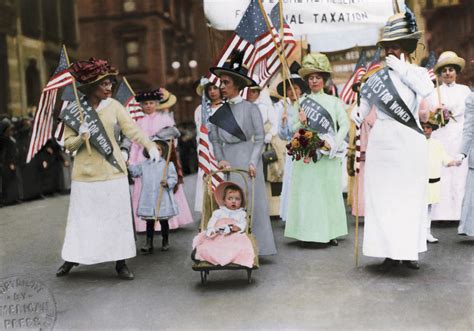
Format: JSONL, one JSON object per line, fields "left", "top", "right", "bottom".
{"left": 291, "top": 139, "right": 300, "bottom": 148}
{"left": 304, "top": 131, "right": 313, "bottom": 139}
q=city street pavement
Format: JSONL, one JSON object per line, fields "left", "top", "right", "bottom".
{"left": 0, "top": 174, "right": 473, "bottom": 330}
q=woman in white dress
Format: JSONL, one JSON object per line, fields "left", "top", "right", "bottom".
{"left": 56, "top": 58, "right": 159, "bottom": 279}
{"left": 430, "top": 51, "right": 471, "bottom": 221}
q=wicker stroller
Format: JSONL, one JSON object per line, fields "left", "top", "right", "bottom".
{"left": 192, "top": 168, "right": 259, "bottom": 284}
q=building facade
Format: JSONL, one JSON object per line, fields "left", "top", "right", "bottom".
{"left": 77, "top": 0, "right": 216, "bottom": 123}
{"left": 0, "top": 0, "right": 79, "bottom": 118}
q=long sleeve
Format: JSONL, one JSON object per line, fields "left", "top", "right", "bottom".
{"left": 461, "top": 93, "right": 474, "bottom": 156}
{"left": 334, "top": 99, "right": 349, "bottom": 147}
{"left": 208, "top": 123, "right": 225, "bottom": 162}
{"left": 128, "top": 163, "right": 143, "bottom": 178}
{"left": 166, "top": 162, "right": 178, "bottom": 190}
{"left": 116, "top": 103, "right": 155, "bottom": 152}
{"left": 234, "top": 210, "right": 247, "bottom": 233}
{"left": 400, "top": 66, "right": 434, "bottom": 99}
{"left": 351, "top": 97, "right": 372, "bottom": 124}
{"left": 249, "top": 103, "right": 265, "bottom": 167}
{"left": 206, "top": 209, "right": 222, "bottom": 236}
{"left": 63, "top": 124, "right": 84, "bottom": 152}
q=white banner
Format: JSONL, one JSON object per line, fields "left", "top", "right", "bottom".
{"left": 204, "top": 0, "right": 405, "bottom": 52}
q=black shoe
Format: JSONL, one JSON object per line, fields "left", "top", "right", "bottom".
{"left": 378, "top": 258, "right": 398, "bottom": 272}
{"left": 402, "top": 260, "right": 420, "bottom": 270}
{"left": 161, "top": 238, "right": 169, "bottom": 251}
{"left": 56, "top": 262, "right": 78, "bottom": 277}
{"left": 116, "top": 263, "right": 134, "bottom": 280}
{"left": 140, "top": 237, "right": 154, "bottom": 254}
{"left": 328, "top": 239, "right": 338, "bottom": 246}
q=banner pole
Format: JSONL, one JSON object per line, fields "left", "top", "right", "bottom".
{"left": 62, "top": 45, "right": 92, "bottom": 155}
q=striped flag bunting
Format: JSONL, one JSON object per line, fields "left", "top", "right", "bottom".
{"left": 197, "top": 83, "right": 224, "bottom": 190}
{"left": 339, "top": 50, "right": 367, "bottom": 105}
{"left": 424, "top": 51, "right": 437, "bottom": 81}
{"left": 208, "top": 0, "right": 296, "bottom": 89}
{"left": 27, "top": 47, "right": 73, "bottom": 163}
{"left": 114, "top": 78, "right": 144, "bottom": 121}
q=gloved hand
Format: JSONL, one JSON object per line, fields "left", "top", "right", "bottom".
{"left": 386, "top": 53, "right": 408, "bottom": 76}
{"left": 121, "top": 150, "right": 129, "bottom": 162}
{"left": 319, "top": 134, "right": 337, "bottom": 159}
{"left": 79, "top": 122, "right": 90, "bottom": 140}
{"left": 455, "top": 153, "right": 466, "bottom": 163}
{"left": 351, "top": 111, "right": 363, "bottom": 127}
{"left": 148, "top": 147, "right": 161, "bottom": 162}
{"left": 264, "top": 133, "right": 273, "bottom": 144}
{"left": 223, "top": 225, "right": 231, "bottom": 235}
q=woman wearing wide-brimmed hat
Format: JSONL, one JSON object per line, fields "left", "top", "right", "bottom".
{"left": 428, "top": 51, "right": 471, "bottom": 222}
{"left": 56, "top": 58, "right": 160, "bottom": 279}
{"left": 275, "top": 61, "right": 308, "bottom": 222}
{"left": 208, "top": 51, "right": 277, "bottom": 256}
{"left": 127, "top": 88, "right": 193, "bottom": 233}
{"left": 351, "top": 8, "right": 434, "bottom": 270}
{"left": 193, "top": 79, "right": 223, "bottom": 212}
{"left": 284, "top": 53, "right": 349, "bottom": 245}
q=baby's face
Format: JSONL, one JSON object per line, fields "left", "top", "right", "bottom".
{"left": 224, "top": 190, "right": 242, "bottom": 210}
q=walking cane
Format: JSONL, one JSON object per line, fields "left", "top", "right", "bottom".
{"left": 155, "top": 139, "right": 174, "bottom": 220}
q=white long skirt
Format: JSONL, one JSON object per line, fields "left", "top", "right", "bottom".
{"left": 279, "top": 155, "right": 293, "bottom": 222}
{"left": 194, "top": 168, "right": 204, "bottom": 212}
{"left": 61, "top": 177, "right": 136, "bottom": 265}
{"left": 363, "top": 120, "right": 428, "bottom": 261}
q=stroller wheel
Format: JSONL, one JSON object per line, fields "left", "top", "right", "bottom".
{"left": 247, "top": 269, "right": 252, "bottom": 284}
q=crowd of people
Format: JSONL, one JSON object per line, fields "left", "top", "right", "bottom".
{"left": 3, "top": 7, "right": 472, "bottom": 280}
{"left": 0, "top": 116, "right": 73, "bottom": 206}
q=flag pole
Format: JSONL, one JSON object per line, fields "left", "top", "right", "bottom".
{"left": 123, "top": 77, "right": 136, "bottom": 96}
{"left": 62, "top": 45, "right": 92, "bottom": 155}
{"left": 278, "top": 0, "right": 288, "bottom": 120}
{"left": 435, "top": 76, "right": 445, "bottom": 125}
{"left": 256, "top": 0, "right": 297, "bottom": 102}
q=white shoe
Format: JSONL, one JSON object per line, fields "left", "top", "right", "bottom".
{"left": 427, "top": 233, "right": 439, "bottom": 243}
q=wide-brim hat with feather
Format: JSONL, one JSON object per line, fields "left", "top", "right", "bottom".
{"left": 135, "top": 89, "right": 163, "bottom": 102}
{"left": 377, "top": 6, "right": 423, "bottom": 52}
{"left": 156, "top": 88, "right": 177, "bottom": 110}
{"left": 68, "top": 57, "right": 118, "bottom": 92}
{"left": 277, "top": 61, "right": 309, "bottom": 97}
{"left": 209, "top": 50, "right": 257, "bottom": 88}
{"left": 434, "top": 51, "right": 465, "bottom": 74}
{"left": 214, "top": 181, "right": 246, "bottom": 208}
{"left": 298, "top": 53, "right": 332, "bottom": 79}
{"left": 195, "top": 77, "right": 218, "bottom": 97}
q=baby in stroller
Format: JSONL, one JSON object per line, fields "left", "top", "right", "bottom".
{"left": 192, "top": 182, "right": 255, "bottom": 268}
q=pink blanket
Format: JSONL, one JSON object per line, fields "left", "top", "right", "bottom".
{"left": 192, "top": 219, "right": 255, "bottom": 268}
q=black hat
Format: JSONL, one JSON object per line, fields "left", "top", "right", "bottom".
{"left": 276, "top": 62, "right": 309, "bottom": 97}
{"left": 135, "top": 89, "right": 163, "bottom": 102}
{"left": 209, "top": 50, "right": 257, "bottom": 88}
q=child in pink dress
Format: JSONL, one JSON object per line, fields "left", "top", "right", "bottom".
{"left": 192, "top": 182, "right": 255, "bottom": 268}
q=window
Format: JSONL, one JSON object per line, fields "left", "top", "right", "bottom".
{"left": 124, "top": 39, "right": 140, "bottom": 70}
{"left": 123, "top": 0, "right": 136, "bottom": 12}
{"left": 26, "top": 59, "right": 41, "bottom": 107}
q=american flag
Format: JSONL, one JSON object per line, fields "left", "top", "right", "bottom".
{"left": 114, "top": 78, "right": 144, "bottom": 121}
{"left": 424, "top": 51, "right": 437, "bottom": 81}
{"left": 27, "top": 47, "right": 73, "bottom": 162}
{"left": 339, "top": 50, "right": 367, "bottom": 105}
{"left": 208, "top": 0, "right": 295, "bottom": 88}
{"left": 197, "top": 82, "right": 224, "bottom": 190}
{"left": 353, "top": 48, "right": 381, "bottom": 174}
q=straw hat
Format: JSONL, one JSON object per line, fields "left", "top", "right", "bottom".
{"left": 434, "top": 51, "right": 465, "bottom": 74}
{"left": 298, "top": 53, "right": 332, "bottom": 79}
{"left": 214, "top": 181, "right": 246, "bottom": 208}
{"left": 210, "top": 50, "right": 257, "bottom": 88}
{"left": 277, "top": 61, "right": 309, "bottom": 97}
{"left": 156, "top": 88, "right": 177, "bottom": 110}
{"left": 377, "top": 8, "right": 422, "bottom": 52}
{"left": 69, "top": 57, "right": 118, "bottom": 92}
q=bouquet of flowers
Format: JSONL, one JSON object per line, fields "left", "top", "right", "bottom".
{"left": 430, "top": 106, "right": 455, "bottom": 128}
{"left": 286, "top": 128, "right": 326, "bottom": 164}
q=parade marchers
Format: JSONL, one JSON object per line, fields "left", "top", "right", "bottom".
{"left": 1, "top": 7, "right": 473, "bottom": 281}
